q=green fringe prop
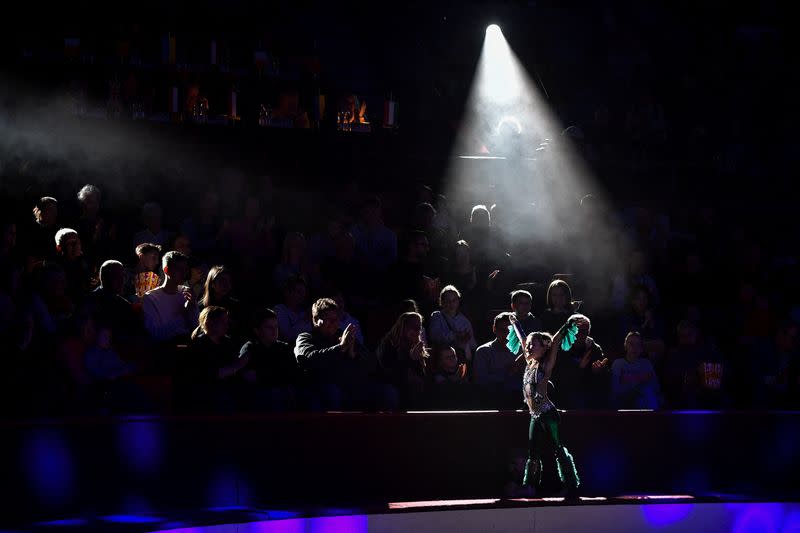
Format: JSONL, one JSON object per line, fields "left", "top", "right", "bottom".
{"left": 555, "top": 446, "right": 580, "bottom": 488}
{"left": 560, "top": 320, "right": 579, "bottom": 352}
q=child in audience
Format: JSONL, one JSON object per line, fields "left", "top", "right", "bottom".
{"left": 83, "top": 322, "right": 133, "bottom": 382}
{"left": 611, "top": 331, "right": 661, "bottom": 409}
{"left": 128, "top": 243, "right": 162, "bottom": 302}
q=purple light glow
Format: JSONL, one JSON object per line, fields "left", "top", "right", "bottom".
{"left": 23, "top": 429, "right": 74, "bottom": 507}
{"left": 243, "top": 516, "right": 368, "bottom": 533}
{"left": 641, "top": 504, "right": 694, "bottom": 527}
{"left": 117, "top": 419, "right": 163, "bottom": 474}
{"left": 100, "top": 514, "right": 163, "bottom": 524}
{"left": 34, "top": 518, "right": 88, "bottom": 527}
{"left": 731, "top": 503, "right": 784, "bottom": 533}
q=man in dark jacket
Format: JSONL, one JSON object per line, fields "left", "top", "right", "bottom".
{"left": 294, "top": 298, "right": 376, "bottom": 409}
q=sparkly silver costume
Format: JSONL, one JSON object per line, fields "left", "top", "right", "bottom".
{"left": 523, "top": 361, "right": 555, "bottom": 419}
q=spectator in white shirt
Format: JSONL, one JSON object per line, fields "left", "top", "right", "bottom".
{"left": 143, "top": 251, "right": 199, "bottom": 343}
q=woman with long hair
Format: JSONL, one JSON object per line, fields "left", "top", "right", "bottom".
{"left": 540, "top": 279, "right": 576, "bottom": 335}
{"left": 376, "top": 311, "right": 429, "bottom": 407}
{"left": 200, "top": 266, "right": 244, "bottom": 341}
{"left": 188, "top": 306, "right": 242, "bottom": 378}
{"left": 181, "top": 306, "right": 246, "bottom": 412}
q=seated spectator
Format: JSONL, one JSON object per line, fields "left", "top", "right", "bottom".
{"left": 180, "top": 188, "right": 222, "bottom": 261}
{"left": 386, "top": 230, "right": 436, "bottom": 305}
{"left": 84, "top": 260, "right": 138, "bottom": 341}
{"left": 23, "top": 196, "right": 59, "bottom": 264}
{"left": 550, "top": 313, "right": 609, "bottom": 409}
{"left": 178, "top": 306, "right": 247, "bottom": 412}
{"left": 274, "top": 275, "right": 313, "bottom": 344}
{"left": 200, "top": 265, "right": 245, "bottom": 342}
{"left": 127, "top": 243, "right": 162, "bottom": 302}
{"left": 351, "top": 196, "right": 398, "bottom": 272}
{"left": 429, "top": 285, "right": 478, "bottom": 362}
{"left": 473, "top": 312, "right": 522, "bottom": 405}
{"left": 424, "top": 344, "right": 474, "bottom": 410}
{"left": 78, "top": 319, "right": 151, "bottom": 415}
{"left": 416, "top": 184, "right": 435, "bottom": 206}
{"left": 488, "top": 203, "right": 510, "bottom": 255}
{"left": 540, "top": 279, "right": 576, "bottom": 335}
{"left": 309, "top": 209, "right": 346, "bottom": 264}
{"left": 54, "top": 228, "right": 91, "bottom": 303}
{"left": 663, "top": 320, "right": 728, "bottom": 409}
{"left": 133, "top": 202, "right": 171, "bottom": 248}
{"left": 411, "top": 202, "right": 439, "bottom": 240}
{"left": 172, "top": 233, "right": 193, "bottom": 259}
{"left": 376, "top": 311, "right": 428, "bottom": 407}
{"left": 446, "top": 240, "right": 477, "bottom": 295}
{"left": 459, "top": 205, "right": 491, "bottom": 265}
{"left": 55, "top": 312, "right": 95, "bottom": 387}
{"left": 142, "top": 251, "right": 199, "bottom": 344}
{"left": 731, "top": 281, "right": 774, "bottom": 350}
{"left": 411, "top": 201, "right": 449, "bottom": 263}
{"left": 320, "top": 231, "right": 363, "bottom": 300}
{"left": 619, "top": 285, "right": 666, "bottom": 362}
{"left": 459, "top": 204, "right": 506, "bottom": 279}
{"left": 399, "top": 299, "right": 421, "bottom": 314}
{"left": 432, "top": 194, "right": 456, "bottom": 246}
{"left": 610, "top": 249, "right": 660, "bottom": 311}
{"left": 239, "top": 308, "right": 300, "bottom": 387}
{"left": 184, "top": 306, "right": 245, "bottom": 382}
{"left": 28, "top": 261, "right": 73, "bottom": 340}
{"left": 752, "top": 320, "right": 799, "bottom": 408}
{"left": 171, "top": 235, "right": 209, "bottom": 304}
{"left": 83, "top": 321, "right": 134, "bottom": 383}
{"left": 429, "top": 344, "right": 467, "bottom": 386}
{"left": 294, "top": 298, "right": 374, "bottom": 409}
{"left": 611, "top": 332, "right": 661, "bottom": 409}
{"left": 75, "top": 184, "right": 114, "bottom": 267}
{"left": 510, "top": 290, "right": 543, "bottom": 337}
{"left": 330, "top": 289, "right": 364, "bottom": 345}
{"left": 273, "top": 232, "right": 319, "bottom": 291}
{"left": 221, "top": 195, "right": 277, "bottom": 269}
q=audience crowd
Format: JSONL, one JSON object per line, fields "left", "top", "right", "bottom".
{"left": 0, "top": 171, "right": 798, "bottom": 417}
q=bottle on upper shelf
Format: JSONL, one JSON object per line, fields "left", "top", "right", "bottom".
{"left": 169, "top": 85, "right": 182, "bottom": 123}
{"left": 383, "top": 91, "right": 398, "bottom": 130}
{"left": 227, "top": 86, "right": 239, "bottom": 125}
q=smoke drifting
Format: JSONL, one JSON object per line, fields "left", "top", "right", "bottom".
{"left": 444, "top": 27, "right": 629, "bottom": 302}
{"left": 0, "top": 74, "right": 215, "bottom": 210}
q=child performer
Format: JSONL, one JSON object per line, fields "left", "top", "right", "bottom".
{"left": 508, "top": 314, "right": 580, "bottom": 497}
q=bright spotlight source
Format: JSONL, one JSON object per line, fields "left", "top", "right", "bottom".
{"left": 481, "top": 24, "right": 518, "bottom": 103}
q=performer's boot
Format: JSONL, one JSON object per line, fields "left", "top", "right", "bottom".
{"left": 523, "top": 457, "right": 542, "bottom": 489}
{"left": 555, "top": 446, "right": 580, "bottom": 498}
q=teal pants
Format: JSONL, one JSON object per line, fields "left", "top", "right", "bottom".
{"left": 524, "top": 409, "right": 580, "bottom": 489}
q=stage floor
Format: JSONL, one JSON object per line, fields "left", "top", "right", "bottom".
{"left": 18, "top": 494, "right": 800, "bottom": 533}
